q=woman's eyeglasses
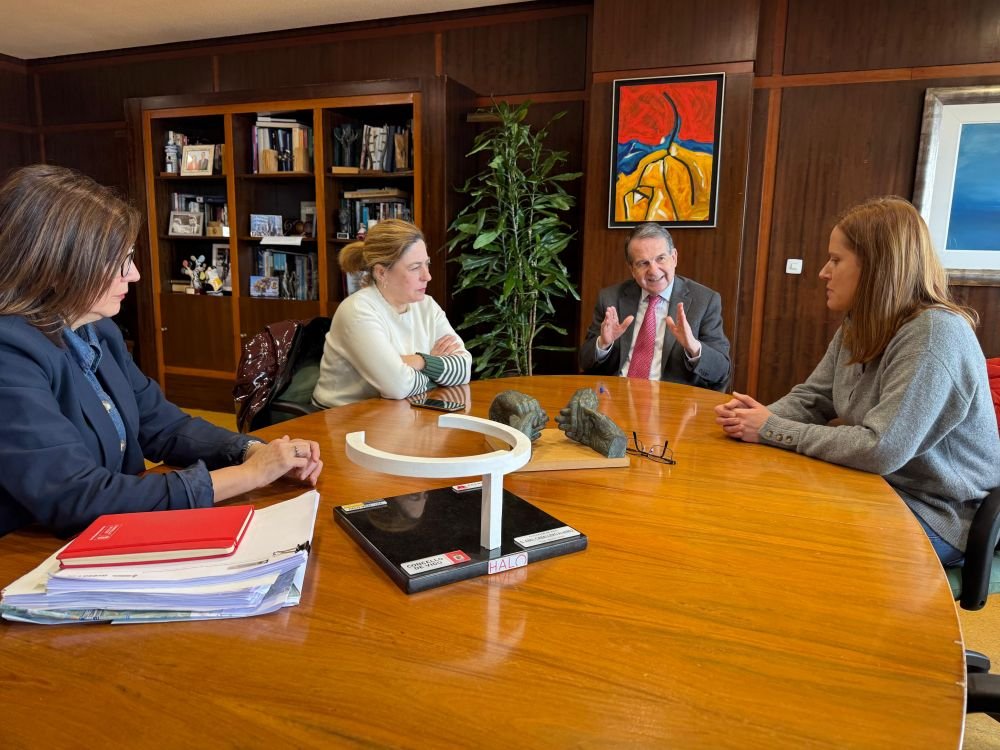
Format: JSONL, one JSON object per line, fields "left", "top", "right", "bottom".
{"left": 120, "top": 248, "right": 135, "bottom": 277}
{"left": 625, "top": 432, "right": 676, "bottom": 464}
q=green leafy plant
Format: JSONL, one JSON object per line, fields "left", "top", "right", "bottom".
{"left": 447, "top": 101, "right": 582, "bottom": 378}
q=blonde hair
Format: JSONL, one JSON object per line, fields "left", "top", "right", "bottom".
{"left": 836, "top": 196, "right": 977, "bottom": 364}
{"left": 0, "top": 164, "right": 140, "bottom": 341}
{"left": 338, "top": 219, "right": 425, "bottom": 286}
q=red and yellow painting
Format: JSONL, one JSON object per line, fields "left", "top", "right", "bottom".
{"left": 609, "top": 73, "right": 725, "bottom": 228}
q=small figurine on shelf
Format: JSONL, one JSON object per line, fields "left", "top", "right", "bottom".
{"left": 333, "top": 124, "right": 359, "bottom": 169}
{"left": 180, "top": 255, "right": 208, "bottom": 293}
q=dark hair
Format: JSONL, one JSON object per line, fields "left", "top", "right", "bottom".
{"left": 0, "top": 164, "right": 141, "bottom": 340}
{"left": 624, "top": 222, "right": 675, "bottom": 264}
{"left": 338, "top": 219, "right": 425, "bottom": 286}
{"left": 836, "top": 196, "right": 977, "bottom": 363}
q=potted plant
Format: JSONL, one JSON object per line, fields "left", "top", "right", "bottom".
{"left": 447, "top": 101, "right": 582, "bottom": 378}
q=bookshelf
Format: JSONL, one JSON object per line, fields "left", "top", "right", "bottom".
{"left": 128, "top": 79, "right": 474, "bottom": 410}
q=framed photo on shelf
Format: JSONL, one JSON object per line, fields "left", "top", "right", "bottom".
{"left": 250, "top": 275, "right": 280, "bottom": 298}
{"left": 913, "top": 85, "right": 1000, "bottom": 282}
{"left": 180, "top": 144, "right": 215, "bottom": 176}
{"left": 608, "top": 72, "right": 725, "bottom": 228}
{"left": 211, "top": 243, "right": 231, "bottom": 293}
{"left": 300, "top": 201, "right": 316, "bottom": 238}
{"left": 167, "top": 210, "right": 203, "bottom": 237}
{"left": 250, "top": 213, "right": 284, "bottom": 238}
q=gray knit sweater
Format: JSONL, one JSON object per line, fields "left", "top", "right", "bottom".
{"left": 761, "top": 308, "right": 1000, "bottom": 552}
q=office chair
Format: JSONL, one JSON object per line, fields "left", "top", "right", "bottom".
{"left": 945, "top": 485, "right": 1000, "bottom": 719}
{"left": 233, "top": 316, "right": 330, "bottom": 433}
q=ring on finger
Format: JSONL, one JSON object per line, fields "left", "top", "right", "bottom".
{"left": 293, "top": 445, "right": 302, "bottom": 458}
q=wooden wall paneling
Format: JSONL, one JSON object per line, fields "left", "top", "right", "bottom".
{"left": 591, "top": 0, "right": 760, "bottom": 73}
{"left": 163, "top": 373, "right": 235, "bottom": 412}
{"left": 35, "top": 56, "right": 215, "bottom": 125}
{"left": 420, "top": 77, "right": 476, "bottom": 309}
{"left": 758, "top": 81, "right": 930, "bottom": 403}
{"left": 581, "top": 73, "right": 755, "bottom": 372}
{"left": 442, "top": 13, "right": 588, "bottom": 95}
{"left": 784, "top": 0, "right": 1000, "bottom": 75}
{"left": 42, "top": 127, "right": 130, "bottom": 192}
{"left": 216, "top": 35, "right": 435, "bottom": 92}
{"left": 759, "top": 74, "right": 1000, "bottom": 403}
{"left": 0, "top": 67, "right": 30, "bottom": 126}
{"left": 0, "top": 132, "right": 31, "bottom": 175}
{"left": 754, "top": 0, "right": 778, "bottom": 78}
{"left": 953, "top": 286, "right": 1000, "bottom": 359}
{"left": 733, "top": 87, "right": 772, "bottom": 393}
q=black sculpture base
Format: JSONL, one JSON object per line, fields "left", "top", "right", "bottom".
{"left": 334, "top": 487, "right": 587, "bottom": 594}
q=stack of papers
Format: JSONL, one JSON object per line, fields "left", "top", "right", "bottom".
{"left": 1, "top": 491, "right": 319, "bottom": 625}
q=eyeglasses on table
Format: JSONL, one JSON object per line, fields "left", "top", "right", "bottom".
{"left": 625, "top": 432, "right": 676, "bottom": 464}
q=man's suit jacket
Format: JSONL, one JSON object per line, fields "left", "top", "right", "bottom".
{"left": 579, "top": 276, "right": 731, "bottom": 391}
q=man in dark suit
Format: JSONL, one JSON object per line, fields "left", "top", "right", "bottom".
{"left": 580, "top": 223, "right": 731, "bottom": 391}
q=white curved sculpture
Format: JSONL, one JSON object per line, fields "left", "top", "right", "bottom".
{"left": 345, "top": 414, "right": 532, "bottom": 550}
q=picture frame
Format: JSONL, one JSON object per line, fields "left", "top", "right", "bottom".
{"left": 180, "top": 144, "right": 215, "bottom": 176}
{"left": 250, "top": 275, "right": 280, "bottom": 298}
{"left": 913, "top": 85, "right": 1000, "bottom": 282}
{"left": 211, "top": 243, "right": 231, "bottom": 293}
{"left": 608, "top": 72, "right": 725, "bottom": 228}
{"left": 300, "top": 201, "right": 316, "bottom": 238}
{"left": 249, "top": 213, "right": 284, "bottom": 238}
{"left": 167, "top": 210, "right": 203, "bottom": 237}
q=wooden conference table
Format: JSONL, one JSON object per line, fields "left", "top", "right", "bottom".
{"left": 0, "top": 376, "right": 965, "bottom": 748}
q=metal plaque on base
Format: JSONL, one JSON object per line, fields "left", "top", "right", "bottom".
{"left": 334, "top": 487, "right": 587, "bottom": 594}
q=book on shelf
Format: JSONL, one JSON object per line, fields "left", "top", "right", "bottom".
{"left": 252, "top": 117, "right": 313, "bottom": 173}
{"left": 342, "top": 187, "right": 409, "bottom": 200}
{"left": 253, "top": 248, "right": 318, "bottom": 301}
{"left": 338, "top": 192, "right": 412, "bottom": 237}
{"left": 56, "top": 505, "right": 255, "bottom": 568}
{"left": 357, "top": 122, "right": 411, "bottom": 172}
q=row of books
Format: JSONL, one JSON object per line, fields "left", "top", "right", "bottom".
{"left": 339, "top": 188, "right": 412, "bottom": 237}
{"left": 251, "top": 249, "right": 318, "bottom": 300}
{"left": 0, "top": 493, "right": 319, "bottom": 625}
{"left": 331, "top": 122, "right": 412, "bottom": 174}
{"left": 252, "top": 115, "right": 313, "bottom": 173}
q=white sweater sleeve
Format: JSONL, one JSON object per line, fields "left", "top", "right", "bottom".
{"left": 335, "top": 297, "right": 433, "bottom": 400}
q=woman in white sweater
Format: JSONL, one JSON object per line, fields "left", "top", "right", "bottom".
{"left": 312, "top": 220, "right": 472, "bottom": 408}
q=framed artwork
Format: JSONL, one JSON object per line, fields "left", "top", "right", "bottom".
{"left": 609, "top": 72, "right": 725, "bottom": 228}
{"left": 913, "top": 85, "right": 1000, "bottom": 282}
{"left": 180, "top": 144, "right": 215, "bottom": 176}
{"left": 167, "top": 210, "right": 203, "bottom": 236}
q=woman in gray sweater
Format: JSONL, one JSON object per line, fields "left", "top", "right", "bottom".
{"left": 715, "top": 196, "right": 1000, "bottom": 564}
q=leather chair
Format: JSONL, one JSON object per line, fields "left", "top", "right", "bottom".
{"left": 946, "top": 485, "right": 1000, "bottom": 720}
{"left": 233, "top": 316, "right": 330, "bottom": 432}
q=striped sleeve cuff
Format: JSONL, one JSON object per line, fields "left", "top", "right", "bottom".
{"left": 405, "top": 370, "right": 433, "bottom": 397}
{"left": 419, "top": 353, "right": 471, "bottom": 386}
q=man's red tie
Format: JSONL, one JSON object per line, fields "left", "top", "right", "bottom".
{"left": 627, "top": 295, "right": 661, "bottom": 379}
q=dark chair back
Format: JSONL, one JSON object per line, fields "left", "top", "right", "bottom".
{"left": 233, "top": 316, "right": 330, "bottom": 433}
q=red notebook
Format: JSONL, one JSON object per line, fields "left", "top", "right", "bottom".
{"left": 57, "top": 505, "right": 255, "bottom": 568}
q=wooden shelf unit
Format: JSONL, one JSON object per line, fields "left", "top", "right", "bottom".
{"left": 128, "top": 79, "right": 474, "bottom": 411}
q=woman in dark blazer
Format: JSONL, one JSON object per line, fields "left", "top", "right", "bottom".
{"left": 0, "top": 165, "right": 322, "bottom": 538}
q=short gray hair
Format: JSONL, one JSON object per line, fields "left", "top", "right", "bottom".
{"left": 625, "top": 222, "right": 675, "bottom": 263}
